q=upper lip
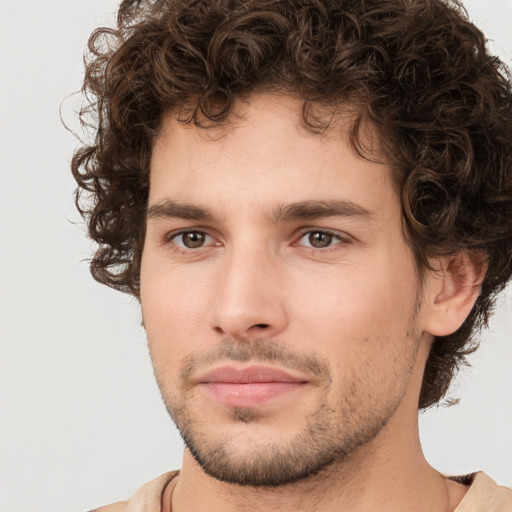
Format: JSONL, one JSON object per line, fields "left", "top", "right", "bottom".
{"left": 196, "top": 365, "right": 308, "bottom": 384}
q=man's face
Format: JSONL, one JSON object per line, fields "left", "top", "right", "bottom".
{"left": 141, "top": 95, "right": 432, "bottom": 486}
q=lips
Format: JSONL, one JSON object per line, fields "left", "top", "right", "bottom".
{"left": 197, "top": 365, "right": 308, "bottom": 407}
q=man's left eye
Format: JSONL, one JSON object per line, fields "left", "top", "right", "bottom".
{"left": 298, "top": 231, "right": 343, "bottom": 249}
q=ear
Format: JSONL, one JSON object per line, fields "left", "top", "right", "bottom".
{"left": 423, "top": 250, "right": 487, "bottom": 337}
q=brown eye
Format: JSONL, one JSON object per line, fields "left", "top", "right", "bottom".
{"left": 174, "top": 231, "right": 209, "bottom": 249}
{"left": 307, "top": 232, "right": 334, "bottom": 248}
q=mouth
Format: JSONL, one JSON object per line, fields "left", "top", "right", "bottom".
{"left": 196, "top": 365, "right": 309, "bottom": 407}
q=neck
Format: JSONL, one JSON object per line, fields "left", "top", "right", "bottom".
{"left": 167, "top": 410, "right": 467, "bottom": 512}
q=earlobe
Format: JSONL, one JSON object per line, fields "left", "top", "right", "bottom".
{"left": 424, "top": 251, "right": 487, "bottom": 337}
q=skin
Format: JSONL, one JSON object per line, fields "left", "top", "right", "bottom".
{"left": 140, "top": 94, "right": 479, "bottom": 511}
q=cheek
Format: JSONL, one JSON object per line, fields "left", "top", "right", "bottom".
{"left": 291, "top": 263, "right": 416, "bottom": 329}
{"left": 141, "top": 256, "right": 211, "bottom": 324}
{"left": 140, "top": 263, "right": 212, "bottom": 375}
{"left": 287, "top": 259, "right": 419, "bottom": 370}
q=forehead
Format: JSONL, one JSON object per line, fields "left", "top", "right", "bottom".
{"left": 149, "top": 94, "right": 396, "bottom": 219}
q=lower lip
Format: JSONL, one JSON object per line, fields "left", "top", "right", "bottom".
{"left": 202, "top": 382, "right": 306, "bottom": 407}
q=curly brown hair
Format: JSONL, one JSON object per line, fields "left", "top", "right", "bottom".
{"left": 72, "top": 0, "right": 512, "bottom": 409}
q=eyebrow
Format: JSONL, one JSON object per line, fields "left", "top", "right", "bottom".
{"left": 147, "top": 200, "right": 213, "bottom": 221}
{"left": 272, "top": 200, "right": 374, "bottom": 222}
{"left": 147, "top": 199, "right": 373, "bottom": 223}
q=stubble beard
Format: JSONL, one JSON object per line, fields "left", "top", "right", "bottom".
{"left": 153, "top": 322, "right": 422, "bottom": 488}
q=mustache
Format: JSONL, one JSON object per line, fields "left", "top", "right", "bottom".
{"left": 179, "top": 338, "right": 331, "bottom": 382}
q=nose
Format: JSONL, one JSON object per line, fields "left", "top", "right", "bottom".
{"left": 210, "top": 245, "right": 288, "bottom": 340}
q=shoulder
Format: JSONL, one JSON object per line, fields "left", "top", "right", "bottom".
{"left": 89, "top": 503, "right": 127, "bottom": 512}
{"left": 88, "top": 471, "right": 179, "bottom": 512}
{"left": 455, "top": 472, "right": 512, "bottom": 512}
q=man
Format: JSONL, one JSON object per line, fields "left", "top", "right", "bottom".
{"left": 72, "top": 0, "right": 512, "bottom": 510}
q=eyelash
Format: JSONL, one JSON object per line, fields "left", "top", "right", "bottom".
{"left": 294, "top": 228, "right": 352, "bottom": 252}
{"left": 166, "top": 230, "right": 217, "bottom": 251}
{"left": 164, "top": 228, "right": 352, "bottom": 253}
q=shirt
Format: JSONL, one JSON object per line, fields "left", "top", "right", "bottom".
{"left": 89, "top": 471, "right": 512, "bottom": 511}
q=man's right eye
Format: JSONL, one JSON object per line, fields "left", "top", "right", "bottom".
{"left": 170, "top": 231, "right": 213, "bottom": 249}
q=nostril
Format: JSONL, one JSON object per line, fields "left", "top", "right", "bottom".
{"left": 253, "top": 323, "right": 270, "bottom": 329}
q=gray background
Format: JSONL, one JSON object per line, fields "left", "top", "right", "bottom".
{"left": 0, "top": 1, "right": 511, "bottom": 510}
